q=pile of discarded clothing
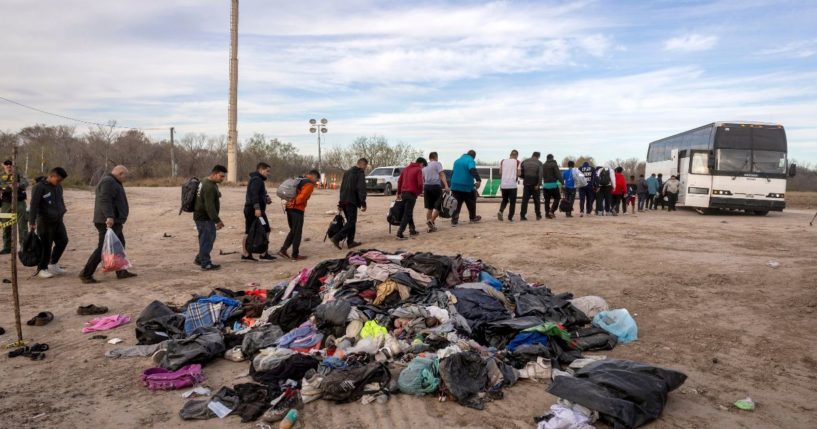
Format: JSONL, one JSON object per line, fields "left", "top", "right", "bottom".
{"left": 111, "top": 249, "right": 683, "bottom": 428}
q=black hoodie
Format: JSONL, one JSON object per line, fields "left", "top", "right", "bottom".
{"left": 339, "top": 166, "right": 368, "bottom": 208}
{"left": 29, "top": 180, "right": 66, "bottom": 224}
{"left": 245, "top": 171, "right": 268, "bottom": 211}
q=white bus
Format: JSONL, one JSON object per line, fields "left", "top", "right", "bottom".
{"left": 645, "top": 122, "right": 796, "bottom": 215}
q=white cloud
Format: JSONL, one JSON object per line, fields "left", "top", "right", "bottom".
{"left": 760, "top": 39, "right": 817, "bottom": 58}
{"left": 663, "top": 34, "right": 718, "bottom": 52}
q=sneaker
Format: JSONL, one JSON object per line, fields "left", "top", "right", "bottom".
{"left": 469, "top": 216, "right": 482, "bottom": 224}
{"left": 348, "top": 241, "right": 363, "bottom": 249}
{"left": 277, "top": 250, "right": 290, "bottom": 259}
{"left": 497, "top": 211, "right": 503, "bottom": 221}
{"left": 566, "top": 213, "right": 573, "bottom": 218}
{"left": 409, "top": 230, "right": 419, "bottom": 237}
{"left": 48, "top": 264, "right": 67, "bottom": 275}
{"left": 451, "top": 218, "right": 459, "bottom": 227}
{"left": 396, "top": 234, "right": 408, "bottom": 241}
{"left": 77, "top": 304, "right": 108, "bottom": 315}
{"left": 201, "top": 263, "right": 221, "bottom": 271}
{"left": 330, "top": 237, "right": 343, "bottom": 250}
{"left": 427, "top": 221, "right": 435, "bottom": 232}
{"left": 258, "top": 253, "right": 277, "bottom": 261}
{"left": 241, "top": 254, "right": 258, "bottom": 262}
{"left": 37, "top": 269, "right": 54, "bottom": 279}
{"left": 579, "top": 213, "right": 584, "bottom": 218}
{"left": 194, "top": 256, "right": 201, "bottom": 266}
{"left": 116, "top": 271, "right": 137, "bottom": 279}
{"left": 292, "top": 255, "right": 308, "bottom": 261}
{"left": 520, "top": 216, "right": 528, "bottom": 221}
{"left": 79, "top": 275, "right": 99, "bottom": 284}
{"left": 536, "top": 215, "right": 542, "bottom": 221}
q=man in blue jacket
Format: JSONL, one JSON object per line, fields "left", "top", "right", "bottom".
{"left": 646, "top": 173, "right": 659, "bottom": 210}
{"left": 450, "top": 150, "right": 482, "bottom": 225}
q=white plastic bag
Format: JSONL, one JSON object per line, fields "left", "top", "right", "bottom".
{"left": 101, "top": 228, "right": 132, "bottom": 272}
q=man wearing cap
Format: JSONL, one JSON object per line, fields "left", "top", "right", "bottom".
{"left": 1, "top": 159, "right": 29, "bottom": 254}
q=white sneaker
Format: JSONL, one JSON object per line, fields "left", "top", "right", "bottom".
{"left": 37, "top": 269, "right": 54, "bottom": 279}
{"left": 48, "top": 264, "right": 66, "bottom": 275}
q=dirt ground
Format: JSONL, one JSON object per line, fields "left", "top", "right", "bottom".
{"left": 1, "top": 186, "right": 816, "bottom": 429}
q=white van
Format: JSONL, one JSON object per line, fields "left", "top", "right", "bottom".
{"left": 365, "top": 166, "right": 403, "bottom": 196}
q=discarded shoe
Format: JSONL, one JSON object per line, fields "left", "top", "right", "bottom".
{"left": 77, "top": 304, "right": 109, "bottom": 315}
{"left": 26, "top": 311, "right": 54, "bottom": 326}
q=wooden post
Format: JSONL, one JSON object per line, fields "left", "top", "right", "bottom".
{"left": 10, "top": 142, "right": 23, "bottom": 342}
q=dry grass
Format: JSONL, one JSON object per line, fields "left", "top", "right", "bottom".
{"left": 786, "top": 191, "right": 817, "bottom": 209}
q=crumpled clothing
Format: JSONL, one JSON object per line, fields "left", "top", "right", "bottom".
{"left": 368, "top": 263, "right": 433, "bottom": 286}
{"left": 373, "top": 280, "right": 411, "bottom": 305}
{"left": 141, "top": 364, "right": 205, "bottom": 391}
{"left": 241, "top": 324, "right": 284, "bottom": 357}
{"left": 570, "top": 296, "right": 609, "bottom": 319}
{"left": 250, "top": 353, "right": 320, "bottom": 385}
{"left": 507, "top": 331, "right": 550, "bottom": 352}
{"left": 160, "top": 327, "right": 226, "bottom": 371}
{"left": 524, "top": 322, "right": 573, "bottom": 342}
{"left": 183, "top": 296, "right": 241, "bottom": 335}
{"left": 537, "top": 402, "right": 598, "bottom": 429}
{"left": 348, "top": 255, "right": 367, "bottom": 266}
{"left": 106, "top": 341, "right": 167, "bottom": 358}
{"left": 361, "top": 250, "right": 390, "bottom": 264}
{"left": 360, "top": 320, "right": 388, "bottom": 338}
{"left": 276, "top": 321, "right": 319, "bottom": 348}
{"left": 233, "top": 383, "right": 275, "bottom": 423}
{"left": 390, "top": 304, "right": 430, "bottom": 320}
{"left": 82, "top": 314, "right": 131, "bottom": 333}
{"left": 179, "top": 386, "right": 239, "bottom": 420}
{"left": 456, "top": 282, "right": 512, "bottom": 309}
{"left": 252, "top": 347, "right": 296, "bottom": 372}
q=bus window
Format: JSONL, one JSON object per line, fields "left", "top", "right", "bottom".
{"left": 715, "top": 126, "right": 752, "bottom": 149}
{"left": 717, "top": 149, "right": 751, "bottom": 172}
{"left": 752, "top": 150, "right": 786, "bottom": 174}
{"left": 690, "top": 153, "right": 709, "bottom": 174}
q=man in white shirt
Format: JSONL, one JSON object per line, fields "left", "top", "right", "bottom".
{"left": 497, "top": 150, "right": 521, "bottom": 222}
{"left": 422, "top": 152, "right": 449, "bottom": 232}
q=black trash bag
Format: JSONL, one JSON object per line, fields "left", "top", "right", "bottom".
{"left": 246, "top": 218, "right": 269, "bottom": 254}
{"left": 506, "top": 273, "right": 589, "bottom": 329}
{"left": 135, "top": 300, "right": 186, "bottom": 345}
{"left": 159, "top": 327, "right": 226, "bottom": 371}
{"left": 268, "top": 292, "right": 321, "bottom": 332}
{"left": 479, "top": 316, "right": 543, "bottom": 349}
{"left": 547, "top": 359, "right": 687, "bottom": 429}
{"left": 449, "top": 288, "right": 511, "bottom": 334}
{"left": 232, "top": 383, "right": 277, "bottom": 423}
{"left": 401, "top": 252, "right": 454, "bottom": 286}
{"left": 250, "top": 353, "right": 319, "bottom": 386}
{"left": 571, "top": 326, "right": 618, "bottom": 352}
{"left": 439, "top": 351, "right": 488, "bottom": 410}
{"left": 179, "top": 386, "right": 239, "bottom": 420}
{"left": 509, "top": 343, "right": 551, "bottom": 368}
{"left": 314, "top": 299, "right": 352, "bottom": 330}
{"left": 241, "top": 324, "right": 285, "bottom": 357}
{"left": 18, "top": 232, "right": 41, "bottom": 267}
{"left": 321, "top": 362, "right": 392, "bottom": 403}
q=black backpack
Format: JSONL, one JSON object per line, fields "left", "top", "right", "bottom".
{"left": 324, "top": 213, "right": 345, "bottom": 242}
{"left": 387, "top": 200, "right": 405, "bottom": 233}
{"left": 246, "top": 218, "right": 269, "bottom": 254}
{"left": 18, "top": 232, "right": 42, "bottom": 267}
{"left": 559, "top": 198, "right": 571, "bottom": 213}
{"left": 598, "top": 170, "right": 611, "bottom": 187}
{"left": 179, "top": 177, "right": 201, "bottom": 215}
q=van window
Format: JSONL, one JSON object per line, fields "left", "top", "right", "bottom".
{"left": 393, "top": 168, "right": 402, "bottom": 177}
{"left": 369, "top": 168, "right": 392, "bottom": 176}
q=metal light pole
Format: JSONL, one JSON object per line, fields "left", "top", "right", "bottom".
{"left": 226, "top": 0, "right": 239, "bottom": 183}
{"left": 309, "top": 118, "right": 328, "bottom": 173}
{"left": 169, "top": 127, "right": 176, "bottom": 177}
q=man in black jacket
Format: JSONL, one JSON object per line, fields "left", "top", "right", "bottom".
{"left": 519, "top": 152, "right": 543, "bottom": 221}
{"left": 241, "top": 162, "right": 275, "bottom": 261}
{"left": 542, "top": 154, "right": 562, "bottom": 219}
{"left": 1, "top": 159, "right": 29, "bottom": 254}
{"left": 331, "top": 158, "right": 368, "bottom": 250}
{"left": 79, "top": 165, "right": 136, "bottom": 283}
{"left": 28, "top": 167, "right": 69, "bottom": 279}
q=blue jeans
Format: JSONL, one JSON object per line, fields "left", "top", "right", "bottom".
{"left": 195, "top": 220, "right": 217, "bottom": 266}
{"left": 637, "top": 193, "right": 648, "bottom": 211}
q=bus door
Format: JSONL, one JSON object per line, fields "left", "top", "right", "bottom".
{"left": 677, "top": 150, "right": 689, "bottom": 204}
{"left": 671, "top": 149, "right": 679, "bottom": 177}
{"left": 685, "top": 150, "right": 712, "bottom": 209}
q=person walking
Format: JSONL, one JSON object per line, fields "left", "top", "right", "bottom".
{"left": 646, "top": 173, "right": 659, "bottom": 210}
{"left": 519, "top": 152, "right": 543, "bottom": 221}
{"left": 79, "top": 165, "right": 136, "bottom": 284}
{"left": 611, "top": 167, "right": 627, "bottom": 215}
{"left": 242, "top": 162, "right": 275, "bottom": 261}
{"left": 194, "top": 165, "right": 227, "bottom": 271}
{"left": 663, "top": 175, "right": 681, "bottom": 211}
{"left": 578, "top": 161, "right": 595, "bottom": 217}
{"left": 656, "top": 173, "right": 667, "bottom": 210}
{"left": 396, "top": 157, "right": 426, "bottom": 240}
{"left": 497, "top": 150, "right": 520, "bottom": 222}
{"left": 636, "top": 174, "right": 649, "bottom": 212}
{"left": 624, "top": 175, "right": 637, "bottom": 214}
{"left": 560, "top": 160, "right": 579, "bottom": 218}
{"left": 422, "top": 152, "right": 448, "bottom": 232}
{"left": 278, "top": 170, "right": 319, "bottom": 261}
{"left": 450, "top": 150, "right": 482, "bottom": 225}
{"left": 331, "top": 158, "right": 368, "bottom": 249}
{"left": 595, "top": 166, "right": 614, "bottom": 216}
{"left": 27, "top": 167, "right": 69, "bottom": 278}
{"left": 1, "top": 159, "right": 28, "bottom": 255}
{"left": 542, "top": 154, "right": 561, "bottom": 219}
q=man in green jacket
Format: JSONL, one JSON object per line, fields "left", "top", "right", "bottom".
{"left": 194, "top": 165, "right": 227, "bottom": 270}
{"left": 1, "top": 159, "right": 29, "bottom": 254}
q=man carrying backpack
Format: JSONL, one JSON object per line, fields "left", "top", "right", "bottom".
{"left": 28, "top": 167, "right": 69, "bottom": 279}
{"left": 242, "top": 162, "right": 275, "bottom": 261}
{"left": 422, "top": 152, "right": 449, "bottom": 232}
{"left": 578, "top": 161, "right": 595, "bottom": 216}
{"left": 636, "top": 174, "right": 649, "bottom": 212}
{"left": 656, "top": 173, "right": 667, "bottom": 210}
{"left": 331, "top": 158, "right": 368, "bottom": 249}
{"left": 79, "top": 165, "right": 136, "bottom": 283}
{"left": 497, "top": 150, "right": 520, "bottom": 222}
{"left": 646, "top": 173, "right": 659, "bottom": 210}
{"left": 278, "top": 170, "right": 319, "bottom": 261}
{"left": 663, "top": 175, "right": 681, "bottom": 211}
{"left": 396, "top": 158, "right": 426, "bottom": 240}
{"left": 519, "top": 152, "right": 543, "bottom": 221}
{"left": 560, "top": 160, "right": 579, "bottom": 218}
{"left": 595, "top": 166, "right": 614, "bottom": 216}
{"left": 194, "top": 165, "right": 227, "bottom": 270}
{"left": 450, "top": 150, "right": 482, "bottom": 225}
{"left": 542, "top": 154, "right": 562, "bottom": 219}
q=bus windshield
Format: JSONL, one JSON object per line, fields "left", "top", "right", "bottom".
{"left": 752, "top": 150, "right": 786, "bottom": 174}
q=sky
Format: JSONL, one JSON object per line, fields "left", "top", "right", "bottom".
{"left": 1, "top": 0, "right": 816, "bottom": 165}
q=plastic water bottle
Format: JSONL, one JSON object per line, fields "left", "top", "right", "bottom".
{"left": 278, "top": 409, "right": 298, "bottom": 429}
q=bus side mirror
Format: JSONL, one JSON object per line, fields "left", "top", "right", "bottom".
{"left": 789, "top": 164, "right": 797, "bottom": 177}
{"left": 707, "top": 158, "right": 716, "bottom": 170}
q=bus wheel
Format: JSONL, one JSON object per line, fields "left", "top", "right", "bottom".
{"left": 383, "top": 184, "right": 392, "bottom": 196}
{"left": 753, "top": 210, "right": 769, "bottom": 216}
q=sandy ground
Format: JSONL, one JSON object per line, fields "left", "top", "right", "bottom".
{"left": 1, "top": 186, "right": 816, "bottom": 429}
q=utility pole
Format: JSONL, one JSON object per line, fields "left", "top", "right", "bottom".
{"left": 226, "top": 0, "right": 239, "bottom": 183}
{"left": 170, "top": 127, "right": 176, "bottom": 177}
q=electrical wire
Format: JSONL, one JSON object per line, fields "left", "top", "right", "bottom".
{"left": 0, "top": 95, "right": 167, "bottom": 131}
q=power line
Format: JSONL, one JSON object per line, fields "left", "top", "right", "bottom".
{"left": 0, "top": 95, "right": 167, "bottom": 131}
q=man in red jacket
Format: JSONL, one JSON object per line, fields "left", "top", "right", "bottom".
{"left": 396, "top": 157, "right": 427, "bottom": 240}
{"left": 611, "top": 166, "right": 627, "bottom": 216}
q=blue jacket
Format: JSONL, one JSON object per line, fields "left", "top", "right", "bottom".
{"left": 562, "top": 169, "right": 575, "bottom": 189}
{"left": 646, "top": 176, "right": 659, "bottom": 194}
{"left": 451, "top": 154, "right": 479, "bottom": 192}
